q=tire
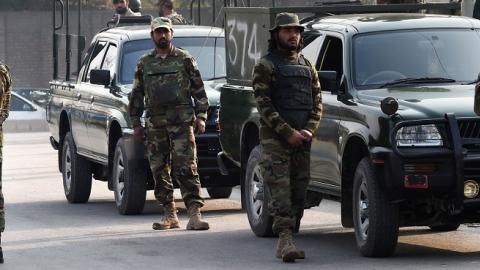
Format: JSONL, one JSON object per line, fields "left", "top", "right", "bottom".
{"left": 207, "top": 187, "right": 233, "bottom": 199}
{"left": 61, "top": 132, "right": 92, "bottom": 203}
{"left": 245, "top": 145, "right": 274, "bottom": 237}
{"left": 353, "top": 157, "right": 399, "bottom": 257}
{"left": 112, "top": 138, "right": 147, "bottom": 215}
{"left": 429, "top": 222, "right": 461, "bottom": 232}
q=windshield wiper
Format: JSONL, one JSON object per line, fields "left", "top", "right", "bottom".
{"left": 462, "top": 73, "right": 480, "bottom": 85}
{"left": 211, "top": 76, "right": 226, "bottom": 80}
{"left": 379, "top": 77, "right": 456, "bottom": 88}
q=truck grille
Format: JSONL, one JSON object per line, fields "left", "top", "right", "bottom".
{"left": 464, "top": 159, "right": 480, "bottom": 179}
{"left": 458, "top": 119, "right": 480, "bottom": 139}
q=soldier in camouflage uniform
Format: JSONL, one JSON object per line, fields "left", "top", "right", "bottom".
{"left": 0, "top": 62, "right": 11, "bottom": 264}
{"left": 157, "top": 0, "right": 190, "bottom": 25}
{"left": 129, "top": 17, "right": 209, "bottom": 231}
{"left": 113, "top": 0, "right": 140, "bottom": 16}
{"left": 252, "top": 13, "right": 322, "bottom": 263}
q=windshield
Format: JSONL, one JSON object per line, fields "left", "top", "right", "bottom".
{"left": 120, "top": 37, "right": 226, "bottom": 85}
{"left": 353, "top": 29, "right": 480, "bottom": 88}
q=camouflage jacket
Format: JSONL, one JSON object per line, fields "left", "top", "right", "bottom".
{"left": 129, "top": 46, "right": 208, "bottom": 128}
{"left": 168, "top": 13, "right": 190, "bottom": 25}
{"left": 0, "top": 62, "right": 11, "bottom": 159}
{"left": 252, "top": 50, "right": 322, "bottom": 141}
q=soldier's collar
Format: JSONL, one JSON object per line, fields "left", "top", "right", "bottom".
{"left": 273, "top": 49, "right": 298, "bottom": 58}
{"left": 151, "top": 46, "right": 178, "bottom": 57}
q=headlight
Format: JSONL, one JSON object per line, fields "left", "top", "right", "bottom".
{"left": 395, "top": 124, "right": 443, "bottom": 147}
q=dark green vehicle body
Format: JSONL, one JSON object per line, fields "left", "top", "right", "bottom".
{"left": 218, "top": 5, "right": 480, "bottom": 257}
{"left": 47, "top": 23, "right": 238, "bottom": 215}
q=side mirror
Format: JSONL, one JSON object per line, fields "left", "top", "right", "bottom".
{"left": 318, "top": 70, "right": 337, "bottom": 93}
{"left": 90, "top": 69, "right": 111, "bottom": 86}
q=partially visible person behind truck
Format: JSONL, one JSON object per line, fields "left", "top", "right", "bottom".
{"left": 113, "top": 0, "right": 140, "bottom": 16}
{"left": 157, "top": 0, "right": 190, "bottom": 25}
{"left": 129, "top": 0, "right": 142, "bottom": 13}
{"left": 0, "top": 61, "right": 12, "bottom": 264}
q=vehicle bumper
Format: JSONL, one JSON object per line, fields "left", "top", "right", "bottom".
{"left": 372, "top": 113, "right": 480, "bottom": 216}
{"left": 196, "top": 132, "right": 239, "bottom": 187}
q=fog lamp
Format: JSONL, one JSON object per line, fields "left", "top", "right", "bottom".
{"left": 464, "top": 180, "right": 480, "bottom": 199}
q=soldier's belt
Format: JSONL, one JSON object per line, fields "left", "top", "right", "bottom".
{"left": 146, "top": 104, "right": 192, "bottom": 116}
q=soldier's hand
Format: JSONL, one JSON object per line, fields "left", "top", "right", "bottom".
{"left": 133, "top": 126, "right": 145, "bottom": 142}
{"left": 287, "top": 130, "right": 307, "bottom": 147}
{"left": 300, "top": 129, "right": 313, "bottom": 142}
{"left": 194, "top": 118, "right": 206, "bottom": 134}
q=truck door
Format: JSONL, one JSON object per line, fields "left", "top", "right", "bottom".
{"left": 74, "top": 40, "right": 109, "bottom": 155}
{"left": 86, "top": 42, "right": 119, "bottom": 159}
{"left": 304, "top": 33, "right": 343, "bottom": 191}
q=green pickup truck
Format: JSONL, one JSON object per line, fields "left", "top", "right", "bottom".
{"left": 217, "top": 4, "right": 480, "bottom": 257}
{"left": 47, "top": 14, "right": 237, "bottom": 215}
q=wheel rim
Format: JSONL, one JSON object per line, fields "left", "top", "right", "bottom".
{"left": 114, "top": 150, "right": 125, "bottom": 204}
{"left": 64, "top": 143, "right": 72, "bottom": 193}
{"left": 249, "top": 163, "right": 264, "bottom": 221}
{"left": 357, "top": 177, "right": 369, "bottom": 241}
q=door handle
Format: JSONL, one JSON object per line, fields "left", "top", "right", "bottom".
{"left": 76, "top": 93, "right": 81, "bottom": 100}
{"left": 90, "top": 96, "right": 95, "bottom": 103}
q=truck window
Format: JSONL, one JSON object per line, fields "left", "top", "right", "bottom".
{"left": 101, "top": 44, "right": 118, "bottom": 82}
{"left": 11, "top": 95, "right": 34, "bottom": 111}
{"left": 84, "top": 41, "right": 108, "bottom": 82}
{"left": 353, "top": 29, "right": 480, "bottom": 88}
{"left": 78, "top": 43, "right": 95, "bottom": 83}
{"left": 318, "top": 36, "right": 343, "bottom": 82}
{"left": 120, "top": 37, "right": 226, "bottom": 85}
{"left": 214, "top": 37, "right": 226, "bottom": 79}
{"left": 301, "top": 35, "right": 323, "bottom": 66}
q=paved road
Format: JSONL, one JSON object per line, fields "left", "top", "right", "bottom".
{"left": 2, "top": 132, "right": 480, "bottom": 269}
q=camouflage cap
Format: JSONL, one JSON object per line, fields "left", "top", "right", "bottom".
{"left": 270, "top": 12, "right": 304, "bottom": 32}
{"left": 151, "top": 17, "right": 173, "bottom": 32}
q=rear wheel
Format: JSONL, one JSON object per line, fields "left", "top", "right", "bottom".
{"left": 245, "top": 145, "right": 274, "bottom": 237}
{"left": 112, "top": 138, "right": 146, "bottom": 215}
{"left": 353, "top": 157, "right": 399, "bottom": 257}
{"left": 207, "top": 187, "right": 233, "bottom": 199}
{"left": 61, "top": 132, "right": 92, "bottom": 203}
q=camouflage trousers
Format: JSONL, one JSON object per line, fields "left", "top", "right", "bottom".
{"left": 146, "top": 123, "right": 204, "bottom": 208}
{"left": 260, "top": 138, "right": 310, "bottom": 234}
{"left": 0, "top": 162, "right": 4, "bottom": 232}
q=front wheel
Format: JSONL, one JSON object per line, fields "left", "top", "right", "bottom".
{"left": 245, "top": 145, "right": 274, "bottom": 237}
{"left": 61, "top": 132, "right": 92, "bottom": 203}
{"left": 353, "top": 157, "right": 399, "bottom": 257}
{"left": 112, "top": 138, "right": 147, "bottom": 215}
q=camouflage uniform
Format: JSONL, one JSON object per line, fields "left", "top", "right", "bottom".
{"left": 0, "top": 62, "right": 10, "bottom": 234}
{"left": 129, "top": 33, "right": 208, "bottom": 209}
{"left": 168, "top": 13, "right": 190, "bottom": 25}
{"left": 253, "top": 15, "right": 323, "bottom": 236}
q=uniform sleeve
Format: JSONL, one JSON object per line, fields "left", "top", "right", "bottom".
{"left": 128, "top": 60, "right": 145, "bottom": 128}
{"left": 0, "top": 64, "right": 11, "bottom": 124}
{"left": 185, "top": 56, "right": 209, "bottom": 121}
{"left": 304, "top": 59, "right": 323, "bottom": 133}
{"left": 252, "top": 58, "right": 295, "bottom": 141}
